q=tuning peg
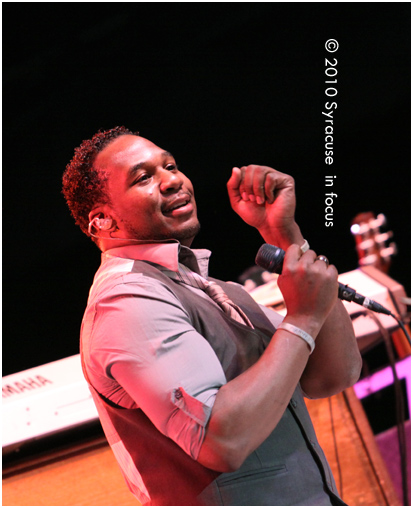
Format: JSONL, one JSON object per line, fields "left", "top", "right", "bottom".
{"left": 375, "top": 231, "right": 393, "bottom": 243}
{"left": 373, "top": 213, "right": 387, "bottom": 228}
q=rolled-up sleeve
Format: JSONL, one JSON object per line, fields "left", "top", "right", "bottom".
{"left": 84, "top": 273, "right": 227, "bottom": 460}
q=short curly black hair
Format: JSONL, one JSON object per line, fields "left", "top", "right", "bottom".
{"left": 62, "top": 126, "right": 138, "bottom": 239}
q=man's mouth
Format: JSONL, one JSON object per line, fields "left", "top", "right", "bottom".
{"left": 162, "top": 195, "right": 193, "bottom": 216}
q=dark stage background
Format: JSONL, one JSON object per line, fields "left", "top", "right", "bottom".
{"left": 3, "top": 3, "right": 411, "bottom": 376}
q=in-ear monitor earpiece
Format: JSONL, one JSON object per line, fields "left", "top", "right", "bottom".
{"left": 88, "top": 217, "right": 113, "bottom": 235}
{"left": 96, "top": 217, "right": 113, "bottom": 230}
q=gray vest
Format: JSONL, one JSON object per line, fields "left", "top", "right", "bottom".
{"left": 89, "top": 260, "right": 345, "bottom": 506}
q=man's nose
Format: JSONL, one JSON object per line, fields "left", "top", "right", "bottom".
{"left": 159, "top": 168, "right": 183, "bottom": 193}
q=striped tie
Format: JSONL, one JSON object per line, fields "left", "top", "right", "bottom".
{"left": 172, "top": 263, "right": 253, "bottom": 328}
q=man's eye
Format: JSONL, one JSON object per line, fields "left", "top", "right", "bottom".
{"left": 166, "top": 163, "right": 178, "bottom": 171}
{"left": 135, "top": 173, "right": 151, "bottom": 184}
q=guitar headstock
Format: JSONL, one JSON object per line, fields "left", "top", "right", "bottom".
{"left": 350, "top": 212, "right": 397, "bottom": 273}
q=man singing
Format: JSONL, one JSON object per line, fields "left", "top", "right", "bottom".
{"left": 62, "top": 126, "right": 361, "bottom": 505}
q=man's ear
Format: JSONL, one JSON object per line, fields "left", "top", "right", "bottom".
{"left": 88, "top": 206, "right": 116, "bottom": 233}
{"left": 88, "top": 207, "right": 104, "bottom": 226}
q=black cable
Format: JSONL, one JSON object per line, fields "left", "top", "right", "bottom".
{"left": 342, "top": 389, "right": 390, "bottom": 505}
{"left": 390, "top": 312, "right": 411, "bottom": 345}
{"left": 347, "top": 306, "right": 411, "bottom": 505}
{"left": 367, "top": 311, "right": 408, "bottom": 506}
{"left": 328, "top": 396, "right": 343, "bottom": 498}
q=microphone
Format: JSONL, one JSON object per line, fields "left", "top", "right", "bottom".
{"left": 255, "top": 243, "right": 392, "bottom": 315}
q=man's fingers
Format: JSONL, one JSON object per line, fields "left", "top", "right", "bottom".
{"left": 264, "top": 172, "right": 295, "bottom": 205}
{"left": 228, "top": 165, "right": 296, "bottom": 211}
{"left": 234, "top": 165, "right": 295, "bottom": 206}
{"left": 226, "top": 167, "right": 243, "bottom": 201}
{"left": 238, "top": 165, "right": 271, "bottom": 204}
{"left": 252, "top": 171, "right": 269, "bottom": 205}
{"left": 282, "top": 244, "right": 303, "bottom": 270}
{"left": 241, "top": 166, "right": 256, "bottom": 202}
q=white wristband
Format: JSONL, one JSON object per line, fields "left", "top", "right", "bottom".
{"left": 278, "top": 322, "right": 315, "bottom": 353}
{"left": 300, "top": 239, "right": 310, "bottom": 253}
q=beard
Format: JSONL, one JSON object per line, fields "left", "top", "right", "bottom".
{"left": 121, "top": 218, "right": 201, "bottom": 246}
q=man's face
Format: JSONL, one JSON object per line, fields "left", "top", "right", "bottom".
{"left": 95, "top": 135, "right": 200, "bottom": 246}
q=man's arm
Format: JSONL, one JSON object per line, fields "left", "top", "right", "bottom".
{"left": 301, "top": 299, "right": 361, "bottom": 398}
{"left": 196, "top": 166, "right": 362, "bottom": 472}
{"left": 87, "top": 265, "right": 336, "bottom": 474}
{"left": 198, "top": 244, "right": 340, "bottom": 471}
{"left": 226, "top": 167, "right": 362, "bottom": 396}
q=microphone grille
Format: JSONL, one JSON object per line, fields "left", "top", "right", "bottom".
{"left": 255, "top": 244, "right": 285, "bottom": 274}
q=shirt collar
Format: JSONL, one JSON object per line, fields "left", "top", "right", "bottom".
{"left": 103, "top": 242, "right": 212, "bottom": 278}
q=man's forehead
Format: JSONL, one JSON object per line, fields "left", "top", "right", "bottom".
{"left": 96, "top": 134, "right": 164, "bottom": 169}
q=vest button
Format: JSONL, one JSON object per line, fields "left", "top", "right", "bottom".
{"left": 290, "top": 398, "right": 297, "bottom": 408}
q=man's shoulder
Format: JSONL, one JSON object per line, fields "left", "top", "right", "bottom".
{"left": 88, "top": 258, "right": 176, "bottom": 304}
